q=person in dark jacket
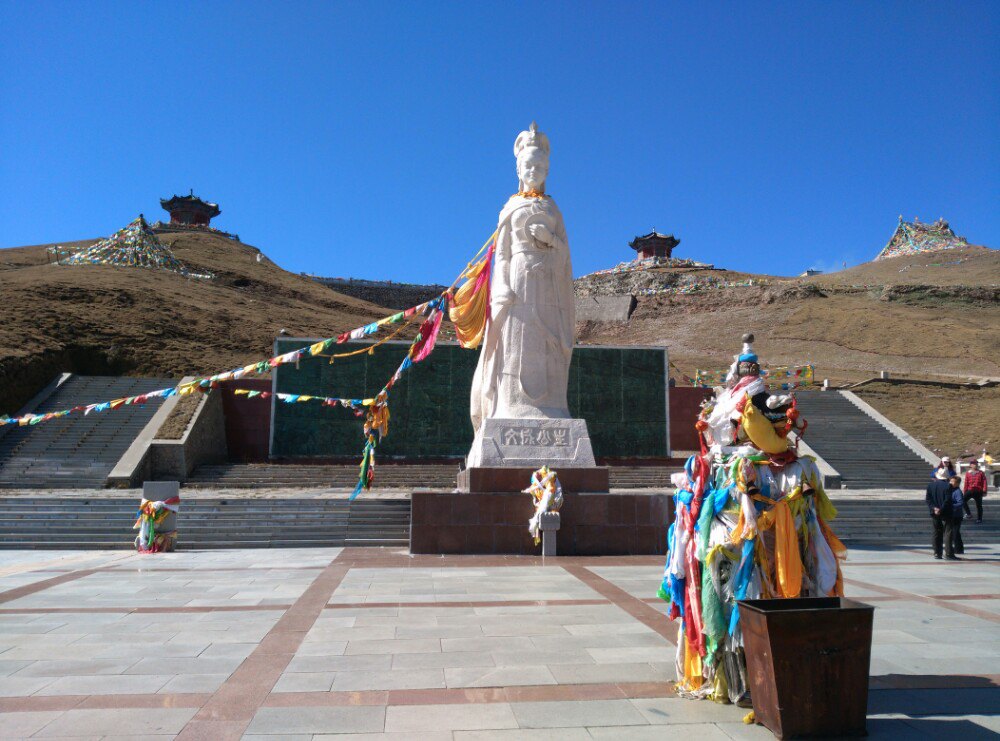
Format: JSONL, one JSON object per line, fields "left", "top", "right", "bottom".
{"left": 949, "top": 476, "right": 965, "bottom": 558}
{"left": 926, "top": 469, "right": 954, "bottom": 559}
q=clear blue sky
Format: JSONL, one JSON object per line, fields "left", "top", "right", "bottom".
{"left": 1, "top": 1, "right": 996, "bottom": 281}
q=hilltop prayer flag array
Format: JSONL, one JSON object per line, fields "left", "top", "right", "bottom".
{"left": 56, "top": 215, "right": 214, "bottom": 279}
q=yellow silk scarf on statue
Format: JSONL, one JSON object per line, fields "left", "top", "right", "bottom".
{"left": 756, "top": 498, "right": 803, "bottom": 598}
{"left": 740, "top": 398, "right": 790, "bottom": 454}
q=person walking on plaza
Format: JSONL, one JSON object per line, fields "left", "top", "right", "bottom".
{"left": 949, "top": 475, "right": 965, "bottom": 558}
{"left": 963, "top": 460, "right": 987, "bottom": 523}
{"left": 926, "top": 469, "right": 954, "bottom": 560}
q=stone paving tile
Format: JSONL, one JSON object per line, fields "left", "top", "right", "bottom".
{"left": 547, "top": 662, "right": 675, "bottom": 684}
{"left": 13, "top": 658, "right": 136, "bottom": 677}
{"left": 385, "top": 702, "right": 519, "bottom": 732}
{"left": 491, "top": 649, "right": 595, "bottom": 667}
{"left": 36, "top": 673, "right": 172, "bottom": 696}
{"left": 288, "top": 653, "right": 393, "bottom": 673}
{"left": 122, "top": 655, "right": 244, "bottom": 675}
{"left": 291, "top": 640, "right": 349, "bottom": 657}
{"left": 345, "top": 638, "right": 442, "bottom": 655}
{"left": 445, "top": 665, "right": 557, "bottom": 688}
{"left": 272, "top": 671, "right": 336, "bottom": 692}
{"left": 32, "top": 707, "right": 198, "bottom": 737}
{"left": 314, "top": 734, "right": 451, "bottom": 741}
{"left": 455, "top": 731, "right": 591, "bottom": 740}
{"left": 0, "top": 658, "right": 32, "bottom": 677}
{"left": 0, "top": 710, "right": 64, "bottom": 737}
{"left": 631, "top": 696, "right": 746, "bottom": 724}
{"left": 0, "top": 674, "right": 56, "bottom": 696}
{"left": 157, "top": 672, "right": 228, "bottom": 693}
{"left": 245, "top": 706, "right": 386, "bottom": 735}
{"left": 591, "top": 723, "right": 735, "bottom": 739}
{"left": 331, "top": 667, "right": 446, "bottom": 691}
{"left": 511, "top": 699, "right": 650, "bottom": 728}
{"left": 586, "top": 646, "right": 675, "bottom": 664}
{"left": 391, "top": 650, "right": 495, "bottom": 670}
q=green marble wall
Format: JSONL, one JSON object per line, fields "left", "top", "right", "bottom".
{"left": 271, "top": 339, "right": 667, "bottom": 459}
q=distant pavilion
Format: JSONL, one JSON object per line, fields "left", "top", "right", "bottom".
{"left": 629, "top": 230, "right": 680, "bottom": 261}
{"left": 160, "top": 191, "right": 221, "bottom": 227}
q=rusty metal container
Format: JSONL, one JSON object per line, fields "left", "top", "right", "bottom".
{"left": 738, "top": 597, "right": 874, "bottom": 739}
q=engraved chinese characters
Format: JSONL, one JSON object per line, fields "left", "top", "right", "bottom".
{"left": 502, "top": 426, "right": 570, "bottom": 447}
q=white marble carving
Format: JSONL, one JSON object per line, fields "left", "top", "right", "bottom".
{"left": 467, "top": 123, "right": 595, "bottom": 469}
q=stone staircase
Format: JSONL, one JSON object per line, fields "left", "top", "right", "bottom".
{"left": 0, "top": 497, "right": 411, "bottom": 549}
{"left": 827, "top": 497, "right": 1000, "bottom": 545}
{"left": 0, "top": 493, "right": 995, "bottom": 550}
{"left": 794, "top": 392, "right": 932, "bottom": 489}
{"left": 0, "top": 376, "right": 172, "bottom": 489}
{"left": 185, "top": 463, "right": 683, "bottom": 490}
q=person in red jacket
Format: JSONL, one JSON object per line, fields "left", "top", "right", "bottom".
{"left": 963, "top": 461, "right": 988, "bottom": 523}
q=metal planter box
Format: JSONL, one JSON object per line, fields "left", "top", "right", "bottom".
{"left": 739, "top": 597, "right": 875, "bottom": 739}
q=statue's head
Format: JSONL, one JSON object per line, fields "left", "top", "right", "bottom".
{"left": 515, "top": 122, "right": 550, "bottom": 193}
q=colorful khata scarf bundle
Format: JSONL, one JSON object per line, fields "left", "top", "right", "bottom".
{"left": 133, "top": 496, "right": 180, "bottom": 554}
{"left": 660, "top": 335, "right": 845, "bottom": 704}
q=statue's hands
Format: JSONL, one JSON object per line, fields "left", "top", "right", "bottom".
{"left": 528, "top": 223, "right": 555, "bottom": 246}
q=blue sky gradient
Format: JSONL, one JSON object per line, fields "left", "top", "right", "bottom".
{"left": 1, "top": 1, "right": 996, "bottom": 281}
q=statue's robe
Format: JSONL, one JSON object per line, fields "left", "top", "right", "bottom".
{"left": 470, "top": 194, "right": 575, "bottom": 435}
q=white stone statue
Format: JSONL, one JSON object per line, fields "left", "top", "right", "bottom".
{"left": 470, "top": 123, "right": 576, "bottom": 434}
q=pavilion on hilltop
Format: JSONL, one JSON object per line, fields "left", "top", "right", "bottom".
{"left": 629, "top": 230, "right": 680, "bottom": 261}
{"left": 160, "top": 190, "right": 221, "bottom": 227}
{"left": 875, "top": 216, "right": 969, "bottom": 260}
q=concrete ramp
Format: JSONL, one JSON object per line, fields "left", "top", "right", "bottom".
{"left": 0, "top": 375, "right": 172, "bottom": 489}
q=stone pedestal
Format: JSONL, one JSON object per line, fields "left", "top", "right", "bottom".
{"left": 410, "top": 490, "right": 672, "bottom": 555}
{"left": 457, "top": 466, "right": 609, "bottom": 493}
{"left": 462, "top": 417, "right": 607, "bottom": 492}
{"left": 466, "top": 418, "right": 596, "bottom": 468}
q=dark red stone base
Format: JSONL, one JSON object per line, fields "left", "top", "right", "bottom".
{"left": 410, "top": 490, "right": 673, "bottom": 555}
{"left": 457, "top": 467, "right": 610, "bottom": 493}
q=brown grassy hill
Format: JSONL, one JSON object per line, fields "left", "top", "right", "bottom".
{"left": 577, "top": 246, "right": 1000, "bottom": 386}
{"left": 0, "top": 229, "right": 393, "bottom": 414}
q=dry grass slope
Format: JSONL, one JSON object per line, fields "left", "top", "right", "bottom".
{"left": 0, "top": 230, "right": 389, "bottom": 413}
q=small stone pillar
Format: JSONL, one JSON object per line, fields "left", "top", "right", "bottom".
{"left": 540, "top": 511, "right": 561, "bottom": 556}
{"left": 879, "top": 371, "right": 890, "bottom": 380}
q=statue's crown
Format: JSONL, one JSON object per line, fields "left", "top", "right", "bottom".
{"left": 514, "top": 122, "right": 550, "bottom": 158}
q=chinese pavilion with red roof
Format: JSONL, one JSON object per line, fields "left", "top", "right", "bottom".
{"left": 629, "top": 230, "right": 680, "bottom": 261}
{"left": 160, "top": 190, "right": 221, "bottom": 227}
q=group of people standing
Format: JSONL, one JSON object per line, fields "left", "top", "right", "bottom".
{"left": 926, "top": 457, "right": 989, "bottom": 560}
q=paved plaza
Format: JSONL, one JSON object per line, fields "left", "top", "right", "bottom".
{"left": 0, "top": 544, "right": 997, "bottom": 740}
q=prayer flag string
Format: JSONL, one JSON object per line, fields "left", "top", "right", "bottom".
{"left": 2, "top": 231, "right": 499, "bottom": 497}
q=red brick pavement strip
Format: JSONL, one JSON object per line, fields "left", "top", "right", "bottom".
{"left": 844, "top": 578, "right": 1000, "bottom": 624}
{"left": 0, "top": 569, "right": 102, "bottom": 605}
{"left": 561, "top": 564, "right": 677, "bottom": 646}
{"left": 4, "top": 674, "right": 996, "bottom": 715}
{"left": 325, "top": 598, "right": 612, "bottom": 610}
{"left": 263, "top": 682, "right": 677, "bottom": 708}
{"left": 174, "top": 555, "right": 351, "bottom": 741}
{"left": 0, "top": 604, "right": 293, "bottom": 614}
